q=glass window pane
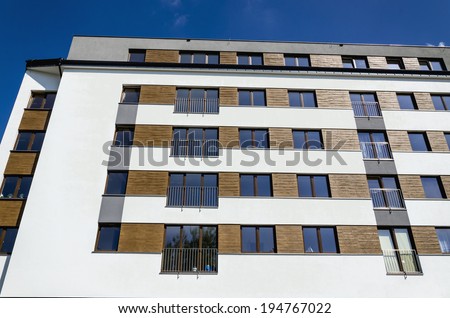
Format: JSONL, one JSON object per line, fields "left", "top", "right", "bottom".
{"left": 419, "top": 61, "right": 431, "bottom": 70}
{"left": 289, "top": 92, "right": 300, "bottom": 107}
{"left": 122, "top": 89, "right": 140, "bottom": 103}
{"left": 239, "top": 91, "right": 251, "bottom": 105}
{"left": 240, "top": 175, "right": 254, "bottom": 196}
{"left": 185, "top": 174, "right": 201, "bottom": 186}
{"left": 16, "top": 133, "right": 32, "bottom": 151}
{"left": 43, "top": 93, "right": 56, "bottom": 109}
{"left": 105, "top": 172, "right": 127, "bottom": 194}
{"left": 241, "top": 227, "right": 257, "bottom": 252}
{"left": 114, "top": 130, "right": 133, "bottom": 146}
{"left": 17, "top": 177, "right": 32, "bottom": 199}
{"left": 190, "top": 89, "right": 204, "bottom": 99}
{"left": 1, "top": 177, "right": 18, "bottom": 198}
{"left": 314, "top": 176, "right": 330, "bottom": 197}
{"left": 358, "top": 132, "right": 371, "bottom": 143}
{"left": 368, "top": 178, "right": 382, "bottom": 189}
{"left": 397, "top": 94, "right": 416, "bottom": 110}
{"left": 394, "top": 228, "right": 413, "bottom": 250}
{"left": 378, "top": 229, "right": 395, "bottom": 250}
{"left": 355, "top": 59, "right": 367, "bottom": 68}
{"left": 206, "top": 89, "right": 218, "bottom": 99}
{"left": 202, "top": 226, "right": 217, "bottom": 248}
{"left": 203, "top": 174, "right": 217, "bottom": 187}
{"left": 180, "top": 53, "right": 191, "bottom": 63}
{"left": 298, "top": 57, "right": 310, "bottom": 67}
{"left": 285, "top": 56, "right": 296, "bottom": 66}
{"left": 298, "top": 176, "right": 313, "bottom": 197}
{"left": 165, "top": 226, "right": 181, "bottom": 248}
{"left": 251, "top": 55, "right": 262, "bottom": 65}
{"left": 443, "top": 96, "right": 450, "bottom": 110}
{"left": 254, "top": 130, "right": 268, "bottom": 148}
{"left": 306, "top": 131, "right": 322, "bottom": 149}
{"left": 436, "top": 228, "right": 450, "bottom": 253}
{"left": 259, "top": 227, "right": 275, "bottom": 252}
{"left": 350, "top": 93, "right": 362, "bottom": 102}
{"left": 371, "top": 132, "right": 386, "bottom": 143}
{"left": 1, "top": 228, "right": 18, "bottom": 253}
{"left": 409, "top": 133, "right": 429, "bottom": 151}
{"left": 256, "top": 175, "right": 271, "bottom": 196}
{"left": 208, "top": 53, "right": 219, "bottom": 64}
{"left": 193, "top": 53, "right": 206, "bottom": 64}
{"left": 238, "top": 55, "right": 249, "bottom": 65}
{"left": 239, "top": 130, "right": 253, "bottom": 148}
{"left": 253, "top": 91, "right": 265, "bottom": 106}
{"left": 31, "top": 132, "right": 45, "bottom": 151}
{"left": 293, "top": 131, "right": 306, "bottom": 149}
{"left": 97, "top": 226, "right": 120, "bottom": 251}
{"left": 129, "top": 52, "right": 145, "bottom": 62}
{"left": 303, "top": 228, "right": 319, "bottom": 252}
{"left": 303, "top": 92, "right": 316, "bottom": 107}
{"left": 445, "top": 134, "right": 450, "bottom": 150}
{"left": 381, "top": 177, "right": 397, "bottom": 189}
{"left": 430, "top": 61, "right": 443, "bottom": 71}
{"left": 387, "top": 61, "right": 401, "bottom": 69}
{"left": 342, "top": 59, "right": 353, "bottom": 68}
{"left": 182, "top": 225, "right": 200, "bottom": 248}
{"left": 205, "top": 129, "right": 217, "bottom": 140}
{"left": 320, "top": 228, "right": 337, "bottom": 252}
{"left": 176, "top": 89, "right": 189, "bottom": 99}
{"left": 421, "top": 177, "right": 444, "bottom": 198}
{"left": 30, "top": 95, "right": 44, "bottom": 109}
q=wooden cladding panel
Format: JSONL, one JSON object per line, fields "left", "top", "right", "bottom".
{"left": 118, "top": 223, "right": 164, "bottom": 253}
{"left": 316, "top": 90, "right": 351, "bottom": 109}
{"left": 414, "top": 93, "right": 435, "bottom": 111}
{"left": 18, "top": 110, "right": 50, "bottom": 131}
{"left": 219, "top": 173, "right": 240, "bottom": 197}
{"left": 403, "top": 57, "right": 421, "bottom": 70}
{"left": 0, "top": 200, "right": 24, "bottom": 226}
{"left": 133, "top": 125, "right": 172, "bottom": 147}
{"left": 367, "top": 56, "right": 388, "bottom": 69}
{"left": 219, "top": 87, "right": 238, "bottom": 106}
{"left": 310, "top": 55, "right": 343, "bottom": 68}
{"left": 218, "top": 224, "right": 241, "bottom": 253}
{"left": 269, "top": 128, "right": 293, "bottom": 149}
{"left": 4, "top": 153, "right": 38, "bottom": 175}
{"left": 329, "top": 174, "right": 370, "bottom": 198}
{"left": 219, "top": 127, "right": 239, "bottom": 148}
{"left": 336, "top": 226, "right": 382, "bottom": 254}
{"left": 440, "top": 176, "right": 450, "bottom": 198}
{"left": 272, "top": 174, "right": 298, "bottom": 197}
{"left": 145, "top": 50, "right": 179, "bottom": 63}
{"left": 139, "top": 85, "right": 176, "bottom": 105}
{"left": 263, "top": 53, "right": 284, "bottom": 66}
{"left": 411, "top": 227, "right": 441, "bottom": 254}
{"left": 427, "top": 131, "right": 449, "bottom": 152}
{"left": 323, "top": 129, "right": 360, "bottom": 151}
{"left": 275, "top": 225, "right": 303, "bottom": 253}
{"left": 126, "top": 171, "right": 168, "bottom": 196}
{"left": 266, "top": 88, "right": 289, "bottom": 107}
{"left": 220, "top": 52, "right": 237, "bottom": 65}
{"left": 387, "top": 131, "right": 412, "bottom": 152}
{"left": 398, "top": 175, "right": 425, "bottom": 199}
{"left": 376, "top": 92, "right": 400, "bottom": 110}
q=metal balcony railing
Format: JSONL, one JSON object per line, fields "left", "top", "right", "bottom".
{"left": 174, "top": 98, "right": 219, "bottom": 114}
{"left": 166, "top": 186, "right": 218, "bottom": 207}
{"left": 171, "top": 139, "right": 219, "bottom": 157}
{"left": 360, "top": 142, "right": 393, "bottom": 160}
{"left": 370, "top": 188, "right": 406, "bottom": 209}
{"left": 382, "top": 249, "right": 422, "bottom": 274}
{"left": 352, "top": 101, "right": 382, "bottom": 117}
{"left": 161, "top": 248, "right": 218, "bottom": 273}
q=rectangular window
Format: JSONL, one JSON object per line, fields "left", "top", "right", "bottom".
{"left": 238, "top": 90, "right": 266, "bottom": 106}
{"left": 419, "top": 59, "right": 445, "bottom": 71}
{"left": 408, "top": 132, "right": 431, "bottom": 151}
{"left": 95, "top": 224, "right": 120, "bottom": 251}
{"left": 297, "top": 175, "right": 330, "bottom": 197}
{"left": 121, "top": 87, "right": 140, "bottom": 104}
{"left": 240, "top": 174, "right": 272, "bottom": 197}
{"left": 28, "top": 92, "right": 56, "bottom": 109}
{"left": 292, "top": 130, "right": 323, "bottom": 150}
{"left": 175, "top": 88, "right": 219, "bottom": 113}
{"left": 421, "top": 177, "right": 446, "bottom": 199}
{"left": 239, "top": 129, "right": 269, "bottom": 148}
{"left": 237, "top": 53, "right": 263, "bottom": 65}
{"left": 358, "top": 131, "right": 392, "bottom": 159}
{"left": 431, "top": 95, "right": 450, "bottom": 111}
{"left": 284, "top": 55, "right": 310, "bottom": 67}
{"left": 288, "top": 91, "right": 316, "bottom": 107}
{"left": 172, "top": 128, "right": 218, "bottom": 157}
{"left": 241, "top": 226, "right": 276, "bottom": 253}
{"left": 113, "top": 127, "right": 134, "bottom": 147}
{"left": 445, "top": 133, "right": 450, "bottom": 150}
{"left": 397, "top": 94, "right": 417, "bottom": 110}
{"left": 342, "top": 56, "right": 368, "bottom": 69}
{"left": 368, "top": 176, "right": 405, "bottom": 209}
{"left": 0, "top": 227, "right": 18, "bottom": 254}
{"left": 14, "top": 131, "right": 45, "bottom": 151}
{"left": 0, "top": 176, "right": 32, "bottom": 199}
{"left": 436, "top": 228, "right": 450, "bottom": 253}
{"left": 303, "top": 227, "right": 338, "bottom": 253}
{"left": 350, "top": 92, "right": 381, "bottom": 117}
{"left": 164, "top": 225, "right": 217, "bottom": 249}
{"left": 167, "top": 173, "right": 218, "bottom": 207}
{"left": 128, "top": 49, "right": 146, "bottom": 62}
{"left": 180, "top": 51, "right": 219, "bottom": 64}
{"left": 386, "top": 58, "right": 404, "bottom": 70}
{"left": 104, "top": 172, "right": 128, "bottom": 195}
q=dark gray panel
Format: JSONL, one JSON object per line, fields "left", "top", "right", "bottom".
{"left": 116, "top": 104, "right": 138, "bottom": 125}
{"left": 375, "top": 210, "right": 410, "bottom": 226}
{"left": 98, "top": 196, "right": 125, "bottom": 223}
{"left": 364, "top": 160, "right": 397, "bottom": 175}
{"left": 355, "top": 117, "right": 386, "bottom": 130}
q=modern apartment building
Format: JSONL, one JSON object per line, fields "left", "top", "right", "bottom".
{"left": 0, "top": 36, "right": 449, "bottom": 297}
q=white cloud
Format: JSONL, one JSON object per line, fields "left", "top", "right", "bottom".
{"left": 174, "top": 14, "right": 188, "bottom": 27}
{"left": 162, "top": 0, "right": 181, "bottom": 7}
{"left": 426, "top": 41, "right": 446, "bottom": 47}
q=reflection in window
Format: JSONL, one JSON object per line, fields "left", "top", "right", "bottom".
{"left": 386, "top": 58, "right": 404, "bottom": 70}
{"left": 431, "top": 95, "right": 450, "bottom": 111}
{"left": 128, "top": 50, "right": 146, "bottom": 62}
{"left": 164, "top": 225, "right": 217, "bottom": 248}
{"left": 421, "top": 177, "right": 446, "bottom": 199}
{"left": 0, "top": 227, "right": 18, "bottom": 254}
{"left": 167, "top": 173, "right": 218, "bottom": 207}
{"left": 104, "top": 172, "right": 128, "bottom": 195}
{"left": 288, "top": 91, "right": 316, "bottom": 107}
{"left": 180, "top": 51, "right": 219, "bottom": 64}
{"left": 408, "top": 132, "right": 430, "bottom": 151}
{"left": 0, "top": 176, "right": 32, "bottom": 199}
{"left": 342, "top": 57, "right": 368, "bottom": 69}
{"left": 240, "top": 175, "right": 272, "bottom": 197}
{"left": 114, "top": 127, "right": 134, "bottom": 146}
{"left": 241, "top": 226, "right": 276, "bottom": 253}
{"left": 96, "top": 224, "right": 120, "bottom": 251}
{"left": 239, "top": 129, "right": 269, "bottom": 148}
{"left": 303, "top": 227, "right": 338, "bottom": 253}
{"left": 293, "top": 130, "right": 323, "bottom": 149}
{"left": 29, "top": 92, "right": 56, "bottom": 109}
{"left": 15, "top": 132, "right": 45, "bottom": 151}
{"left": 297, "top": 175, "right": 330, "bottom": 197}
{"left": 284, "top": 55, "right": 310, "bottom": 67}
{"left": 121, "top": 87, "right": 140, "bottom": 103}
{"left": 436, "top": 228, "right": 450, "bottom": 253}
{"left": 172, "top": 128, "right": 218, "bottom": 157}
{"left": 397, "top": 94, "right": 417, "bottom": 110}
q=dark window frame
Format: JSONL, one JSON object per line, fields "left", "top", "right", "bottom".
{"left": 104, "top": 171, "right": 128, "bottom": 195}
{"left": 0, "top": 175, "right": 33, "bottom": 199}
{"left": 238, "top": 89, "right": 266, "bottom": 106}
{"left": 436, "top": 227, "right": 450, "bottom": 254}
{"left": 14, "top": 131, "right": 45, "bottom": 152}
{"left": 239, "top": 174, "right": 273, "bottom": 197}
{"left": 28, "top": 92, "right": 56, "bottom": 109}
{"left": 0, "top": 227, "right": 18, "bottom": 254}
{"left": 292, "top": 130, "right": 323, "bottom": 150}
{"left": 94, "top": 223, "right": 121, "bottom": 252}
{"left": 237, "top": 53, "right": 264, "bottom": 66}
{"left": 397, "top": 93, "right": 418, "bottom": 110}
{"left": 367, "top": 175, "right": 401, "bottom": 190}
{"left": 179, "top": 51, "right": 220, "bottom": 64}
{"left": 113, "top": 126, "right": 135, "bottom": 147}
{"left": 128, "top": 49, "right": 146, "bottom": 62}
{"left": 172, "top": 127, "right": 219, "bottom": 157}
{"left": 418, "top": 59, "right": 446, "bottom": 71}
{"left": 445, "top": 133, "right": 450, "bottom": 150}
{"left": 241, "top": 225, "right": 276, "bottom": 253}
{"left": 288, "top": 91, "right": 317, "bottom": 108}
{"left": 164, "top": 225, "right": 218, "bottom": 249}
{"left": 386, "top": 58, "right": 405, "bottom": 70}
{"left": 239, "top": 129, "right": 269, "bottom": 148}
{"left": 408, "top": 132, "right": 431, "bottom": 152}
{"left": 297, "top": 175, "right": 330, "bottom": 198}
{"left": 431, "top": 95, "right": 450, "bottom": 111}
{"left": 420, "top": 176, "right": 447, "bottom": 199}
{"left": 303, "top": 227, "right": 339, "bottom": 253}
{"left": 284, "top": 54, "right": 310, "bottom": 67}
{"left": 120, "top": 87, "right": 141, "bottom": 104}
{"left": 342, "top": 56, "right": 368, "bottom": 69}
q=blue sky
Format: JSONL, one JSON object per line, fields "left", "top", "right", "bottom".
{"left": 0, "top": 0, "right": 449, "bottom": 140}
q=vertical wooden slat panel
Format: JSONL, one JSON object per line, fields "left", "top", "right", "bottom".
{"left": 275, "top": 225, "right": 303, "bottom": 253}
{"left": 219, "top": 173, "right": 240, "bottom": 197}
{"left": 218, "top": 224, "right": 241, "bottom": 253}
{"left": 403, "top": 57, "right": 421, "bottom": 70}
{"left": 272, "top": 174, "right": 298, "bottom": 197}
{"left": 316, "top": 90, "right": 351, "bottom": 109}
{"left": 387, "top": 131, "right": 412, "bottom": 152}
{"left": 269, "top": 128, "right": 293, "bottom": 149}
{"left": 219, "top": 127, "right": 239, "bottom": 148}
{"left": 4, "top": 153, "right": 38, "bottom": 175}
{"left": 329, "top": 174, "right": 370, "bottom": 198}
{"left": 118, "top": 223, "right": 164, "bottom": 253}
{"left": 219, "top": 87, "right": 238, "bottom": 106}
{"left": 376, "top": 92, "right": 400, "bottom": 110}
{"left": 133, "top": 125, "right": 172, "bottom": 147}
{"left": 220, "top": 52, "right": 237, "bottom": 65}
{"left": 336, "top": 226, "right": 382, "bottom": 254}
{"left": 323, "top": 129, "right": 360, "bottom": 151}
{"left": 411, "top": 227, "right": 441, "bottom": 254}
{"left": 414, "top": 92, "right": 435, "bottom": 111}
{"left": 145, "top": 50, "right": 179, "bottom": 63}
{"left": 126, "top": 171, "right": 169, "bottom": 195}
{"left": 367, "top": 56, "right": 388, "bottom": 69}
{"left": 398, "top": 175, "right": 425, "bottom": 199}
{"left": 0, "top": 200, "right": 24, "bottom": 226}
{"left": 263, "top": 53, "right": 284, "bottom": 66}
{"left": 139, "top": 85, "right": 176, "bottom": 105}
{"left": 18, "top": 110, "right": 50, "bottom": 131}
{"left": 427, "top": 131, "right": 449, "bottom": 152}
{"left": 266, "top": 88, "right": 289, "bottom": 107}
{"left": 310, "top": 55, "right": 343, "bottom": 68}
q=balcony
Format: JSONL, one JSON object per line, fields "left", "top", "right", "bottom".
{"left": 171, "top": 139, "right": 219, "bottom": 157}
{"left": 161, "top": 248, "right": 218, "bottom": 274}
{"left": 382, "top": 249, "right": 422, "bottom": 274}
{"left": 166, "top": 186, "right": 218, "bottom": 208}
{"left": 352, "top": 101, "right": 382, "bottom": 117}
{"left": 370, "top": 188, "right": 405, "bottom": 209}
{"left": 174, "top": 98, "right": 219, "bottom": 114}
{"left": 360, "top": 142, "right": 393, "bottom": 160}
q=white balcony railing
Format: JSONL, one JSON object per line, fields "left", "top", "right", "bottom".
{"left": 382, "top": 249, "right": 422, "bottom": 274}
{"left": 174, "top": 98, "right": 219, "bottom": 114}
{"left": 360, "top": 142, "right": 393, "bottom": 160}
{"left": 370, "top": 188, "right": 405, "bottom": 209}
{"left": 161, "top": 248, "right": 218, "bottom": 273}
{"left": 171, "top": 139, "right": 219, "bottom": 157}
{"left": 352, "top": 101, "right": 382, "bottom": 117}
{"left": 167, "top": 186, "right": 218, "bottom": 208}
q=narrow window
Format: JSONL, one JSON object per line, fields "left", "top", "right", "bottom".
{"left": 397, "top": 94, "right": 417, "bottom": 110}
{"left": 0, "top": 227, "right": 18, "bottom": 254}
{"left": 28, "top": 92, "right": 56, "bottom": 109}
{"left": 239, "top": 129, "right": 269, "bottom": 148}
{"left": 240, "top": 175, "right": 272, "bottom": 197}
{"left": 0, "top": 176, "right": 32, "bottom": 199}
{"left": 342, "top": 57, "right": 368, "bottom": 69}
{"left": 121, "top": 87, "right": 140, "bottom": 104}
{"left": 408, "top": 132, "right": 430, "bottom": 151}
{"left": 431, "top": 95, "right": 450, "bottom": 111}
{"left": 297, "top": 175, "right": 330, "bottom": 197}
{"left": 114, "top": 127, "right": 134, "bottom": 146}
{"left": 303, "top": 227, "right": 338, "bottom": 253}
{"left": 288, "top": 91, "right": 316, "bottom": 107}
{"left": 436, "top": 228, "right": 450, "bottom": 253}
{"left": 128, "top": 49, "right": 146, "bottom": 62}
{"left": 238, "top": 90, "right": 266, "bottom": 106}
{"left": 421, "top": 177, "right": 446, "bottom": 199}
{"left": 95, "top": 224, "right": 120, "bottom": 251}
{"left": 386, "top": 58, "right": 404, "bottom": 70}
{"left": 237, "top": 53, "right": 263, "bottom": 66}
{"left": 284, "top": 55, "right": 310, "bottom": 67}
{"left": 104, "top": 172, "right": 128, "bottom": 195}
{"left": 14, "top": 132, "right": 45, "bottom": 151}
{"left": 241, "top": 226, "right": 276, "bottom": 253}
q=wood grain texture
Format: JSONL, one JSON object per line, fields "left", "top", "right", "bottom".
{"left": 4, "top": 152, "right": 38, "bottom": 175}
{"left": 0, "top": 200, "right": 24, "bottom": 226}
{"left": 367, "top": 56, "right": 388, "bottom": 69}
{"left": 398, "top": 175, "right": 425, "bottom": 199}
{"left": 329, "top": 174, "right": 370, "bottom": 198}
{"left": 219, "top": 87, "right": 238, "bottom": 106}
{"left": 18, "top": 110, "right": 50, "bottom": 131}
{"left": 411, "top": 227, "right": 441, "bottom": 254}
{"left": 376, "top": 91, "right": 400, "bottom": 110}
{"left": 336, "top": 226, "right": 382, "bottom": 254}
{"left": 272, "top": 174, "right": 298, "bottom": 197}
{"left": 310, "top": 55, "right": 343, "bottom": 68}
{"left": 316, "top": 90, "right": 351, "bottom": 109}
{"left": 145, "top": 50, "right": 179, "bottom": 63}
{"left": 414, "top": 92, "right": 435, "bottom": 111}
{"left": 269, "top": 128, "right": 293, "bottom": 149}
{"left": 133, "top": 125, "right": 172, "bottom": 147}
{"left": 219, "top": 173, "right": 240, "bottom": 197}
{"left": 219, "top": 127, "right": 239, "bottom": 148}
{"left": 263, "top": 53, "right": 284, "bottom": 66}
{"left": 275, "top": 225, "right": 303, "bottom": 253}
{"left": 402, "top": 57, "right": 421, "bottom": 70}
{"left": 323, "top": 129, "right": 360, "bottom": 151}
{"left": 218, "top": 224, "right": 241, "bottom": 253}
{"left": 139, "top": 85, "right": 176, "bottom": 105}
{"left": 118, "top": 223, "right": 164, "bottom": 253}
{"left": 220, "top": 52, "right": 237, "bottom": 65}
{"left": 126, "top": 171, "right": 168, "bottom": 195}
{"left": 387, "top": 131, "right": 412, "bottom": 152}
{"left": 266, "top": 88, "right": 289, "bottom": 107}
{"left": 440, "top": 176, "right": 450, "bottom": 198}
{"left": 427, "top": 131, "right": 449, "bottom": 152}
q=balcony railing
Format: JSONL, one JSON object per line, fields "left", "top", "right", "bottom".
{"left": 382, "top": 249, "right": 422, "bottom": 274}
{"left": 174, "top": 98, "right": 219, "bottom": 114}
{"left": 370, "top": 188, "right": 405, "bottom": 209}
{"left": 360, "top": 142, "right": 393, "bottom": 160}
{"left": 167, "top": 186, "right": 218, "bottom": 208}
{"left": 161, "top": 248, "right": 218, "bottom": 273}
{"left": 352, "top": 101, "right": 382, "bottom": 117}
{"left": 171, "top": 139, "right": 219, "bottom": 157}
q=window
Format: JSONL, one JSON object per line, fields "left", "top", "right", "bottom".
{"left": 284, "top": 55, "right": 310, "bottom": 67}
{"left": 0, "top": 227, "right": 18, "bottom": 254}
{"left": 14, "top": 131, "right": 45, "bottom": 151}
{"left": 436, "top": 228, "right": 450, "bottom": 253}
{"left": 121, "top": 87, "right": 140, "bottom": 104}
{"left": 297, "top": 175, "right": 330, "bottom": 197}
{"left": 164, "top": 225, "right": 217, "bottom": 248}
{"left": 431, "top": 95, "right": 450, "bottom": 111}
{"left": 241, "top": 226, "right": 276, "bottom": 253}
{"left": 419, "top": 59, "right": 445, "bottom": 71}
{"left": 397, "top": 94, "right": 417, "bottom": 110}
{"left": 421, "top": 177, "right": 446, "bottom": 199}
{"left": 180, "top": 51, "right": 219, "bottom": 64}
{"left": 288, "top": 91, "right": 316, "bottom": 107}
{"left": 408, "top": 132, "right": 431, "bottom": 151}
{"left": 350, "top": 93, "right": 381, "bottom": 117}
{"left": 0, "top": 176, "right": 32, "bottom": 199}
{"left": 239, "top": 129, "right": 269, "bottom": 148}
{"left": 172, "top": 128, "right": 218, "bottom": 157}
{"left": 342, "top": 56, "right": 368, "bottom": 69}
{"left": 28, "top": 92, "right": 56, "bottom": 109}
{"left": 237, "top": 53, "right": 263, "bottom": 65}
{"left": 238, "top": 90, "right": 266, "bottom": 106}
{"left": 445, "top": 133, "right": 450, "bottom": 150}
{"left": 368, "top": 176, "right": 404, "bottom": 209}
{"left": 240, "top": 175, "right": 272, "bottom": 197}
{"left": 113, "top": 127, "right": 134, "bottom": 147}
{"left": 167, "top": 173, "right": 218, "bottom": 207}
{"left": 175, "top": 88, "right": 219, "bottom": 113}
{"left": 386, "top": 58, "right": 404, "bottom": 70}
{"left": 292, "top": 130, "right": 323, "bottom": 150}
{"left": 128, "top": 49, "right": 146, "bottom": 62}
{"left": 358, "top": 131, "right": 392, "bottom": 159}
{"left": 104, "top": 172, "right": 128, "bottom": 195}
{"left": 95, "top": 224, "right": 120, "bottom": 251}
{"left": 303, "top": 227, "right": 338, "bottom": 253}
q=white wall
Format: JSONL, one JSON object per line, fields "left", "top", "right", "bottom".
{"left": 393, "top": 152, "right": 450, "bottom": 175}
{"left": 384, "top": 110, "right": 450, "bottom": 131}
{"left": 406, "top": 200, "right": 450, "bottom": 226}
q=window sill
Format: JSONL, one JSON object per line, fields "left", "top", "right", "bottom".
{"left": 23, "top": 108, "right": 52, "bottom": 111}
{"left": 0, "top": 198, "right": 26, "bottom": 201}
{"left": 159, "top": 271, "right": 218, "bottom": 275}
